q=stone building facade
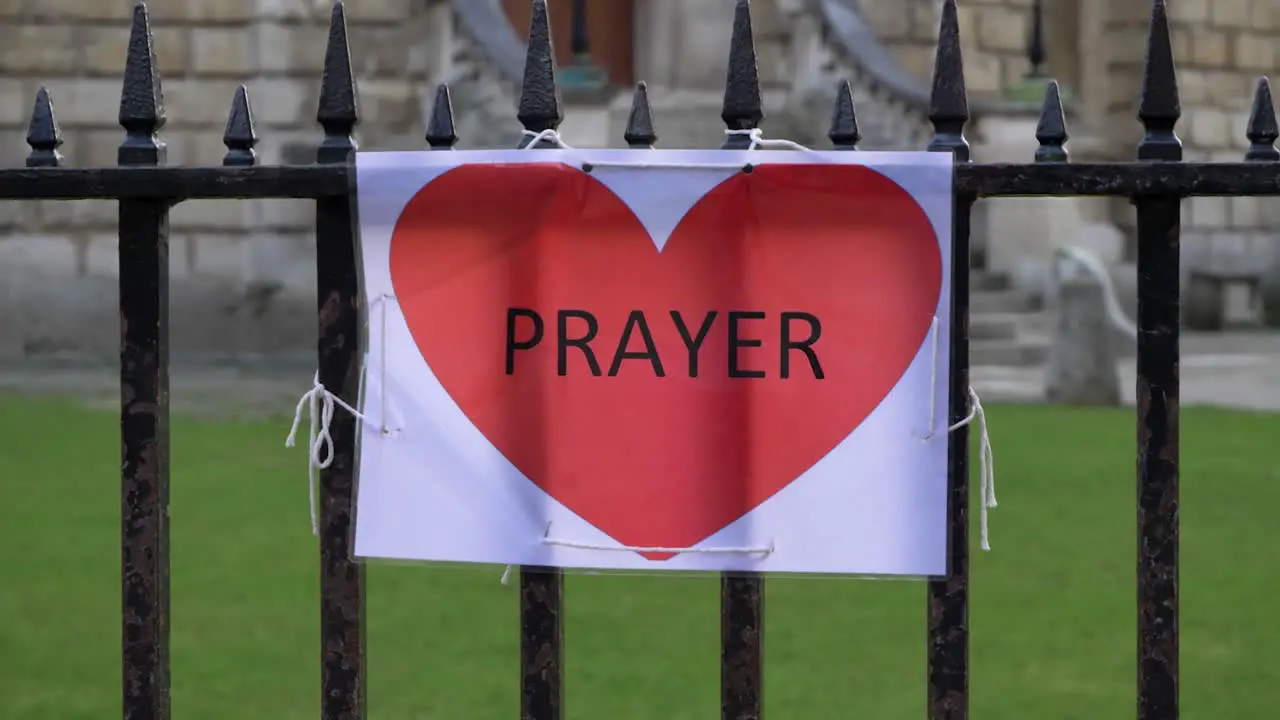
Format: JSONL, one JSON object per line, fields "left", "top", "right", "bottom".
{"left": 0, "top": 0, "right": 1276, "bottom": 362}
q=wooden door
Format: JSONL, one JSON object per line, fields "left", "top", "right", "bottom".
{"left": 502, "top": 0, "right": 635, "bottom": 87}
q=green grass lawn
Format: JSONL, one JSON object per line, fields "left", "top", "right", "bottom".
{"left": 1, "top": 394, "right": 1278, "bottom": 719}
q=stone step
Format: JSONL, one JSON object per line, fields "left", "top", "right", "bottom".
{"left": 971, "top": 336, "right": 1051, "bottom": 367}
{"left": 971, "top": 288, "right": 1040, "bottom": 314}
{"left": 969, "top": 312, "right": 1022, "bottom": 341}
{"left": 971, "top": 271, "right": 1013, "bottom": 292}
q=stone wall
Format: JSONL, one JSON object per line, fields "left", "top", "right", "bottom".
{"left": 3, "top": 0, "right": 1278, "bottom": 363}
{"left": 859, "top": 0, "right": 1280, "bottom": 317}
{"left": 857, "top": 0, "right": 1035, "bottom": 97}
{"left": 1165, "top": 0, "right": 1279, "bottom": 277}
{"left": 0, "top": 0, "right": 453, "bottom": 361}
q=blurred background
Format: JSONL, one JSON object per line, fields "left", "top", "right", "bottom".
{"left": 1, "top": 2, "right": 1278, "bottom": 719}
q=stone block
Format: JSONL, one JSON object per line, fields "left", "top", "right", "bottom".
{"left": 1189, "top": 30, "right": 1229, "bottom": 68}
{"left": 170, "top": 0, "right": 257, "bottom": 22}
{"left": 1234, "top": 33, "right": 1275, "bottom": 72}
{"left": 0, "top": 234, "right": 80, "bottom": 277}
{"left": 172, "top": 199, "right": 254, "bottom": 231}
{"left": 0, "top": 26, "right": 77, "bottom": 73}
{"left": 246, "top": 78, "right": 314, "bottom": 127}
{"left": 747, "top": 0, "right": 787, "bottom": 39}
{"left": 244, "top": 231, "right": 317, "bottom": 293}
{"left": 754, "top": 38, "right": 790, "bottom": 88}
{"left": 349, "top": 26, "right": 434, "bottom": 78}
{"left": 859, "top": 0, "right": 914, "bottom": 39}
{"left": 907, "top": 0, "right": 941, "bottom": 43}
{"left": 1189, "top": 196, "right": 1228, "bottom": 229}
{"left": 29, "top": 0, "right": 135, "bottom": 21}
{"left": 259, "top": 198, "right": 313, "bottom": 231}
{"left": 82, "top": 25, "right": 190, "bottom": 76}
{"left": 1186, "top": 108, "right": 1232, "bottom": 149}
{"left": 339, "top": 0, "right": 414, "bottom": 23}
{"left": 1175, "top": 69, "right": 1210, "bottom": 104}
{"left": 1230, "top": 196, "right": 1262, "bottom": 228}
{"left": 1249, "top": 0, "right": 1277, "bottom": 29}
{"left": 1173, "top": 0, "right": 1211, "bottom": 23}
{"left": 191, "top": 27, "right": 255, "bottom": 76}
{"left": 83, "top": 232, "right": 119, "bottom": 277}
{"left": 976, "top": 7, "right": 1025, "bottom": 53}
{"left": 257, "top": 0, "right": 327, "bottom": 22}
{"left": 1209, "top": 0, "right": 1252, "bottom": 28}
{"left": 256, "top": 22, "right": 328, "bottom": 74}
{"left": 45, "top": 80, "right": 121, "bottom": 127}
{"left": 35, "top": 199, "right": 116, "bottom": 230}
{"left": 184, "top": 232, "right": 249, "bottom": 279}
{"left": 164, "top": 78, "right": 245, "bottom": 127}
{"left": 0, "top": 79, "right": 32, "bottom": 126}
{"left": 1045, "top": 277, "right": 1121, "bottom": 406}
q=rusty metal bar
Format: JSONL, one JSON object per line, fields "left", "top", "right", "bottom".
{"left": 118, "top": 5, "right": 171, "bottom": 720}
{"left": 315, "top": 4, "right": 366, "bottom": 719}
{"left": 1134, "top": 2, "right": 1181, "bottom": 718}
{"left": 926, "top": 2, "right": 971, "bottom": 718}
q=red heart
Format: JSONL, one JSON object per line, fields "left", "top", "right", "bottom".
{"left": 389, "top": 162, "right": 942, "bottom": 560}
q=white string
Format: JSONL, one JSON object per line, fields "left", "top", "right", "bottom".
{"left": 528, "top": 128, "right": 819, "bottom": 171}
{"left": 285, "top": 373, "right": 370, "bottom": 536}
{"left": 725, "top": 127, "right": 814, "bottom": 152}
{"left": 922, "top": 316, "right": 942, "bottom": 439}
{"left": 521, "top": 128, "right": 575, "bottom": 150}
{"left": 374, "top": 293, "right": 403, "bottom": 437}
{"left": 949, "top": 386, "right": 998, "bottom": 551}
{"left": 543, "top": 524, "right": 775, "bottom": 556}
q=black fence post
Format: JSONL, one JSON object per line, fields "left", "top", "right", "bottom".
{"left": 514, "top": 4, "right": 565, "bottom": 720}
{"left": 718, "top": 3, "right": 765, "bottom": 719}
{"left": 25, "top": 86, "right": 62, "bottom": 168}
{"left": 1026, "top": 0, "right": 1046, "bottom": 79}
{"left": 1244, "top": 78, "right": 1279, "bottom": 162}
{"left": 117, "top": 4, "right": 171, "bottom": 719}
{"left": 828, "top": 79, "right": 860, "bottom": 150}
{"left": 1134, "top": 2, "right": 1181, "bottom": 719}
{"left": 1034, "top": 81, "right": 1069, "bottom": 163}
{"left": 425, "top": 84, "right": 458, "bottom": 150}
{"left": 222, "top": 85, "right": 258, "bottom": 167}
{"left": 315, "top": 3, "right": 366, "bottom": 718}
{"left": 624, "top": 82, "right": 656, "bottom": 149}
{"left": 925, "top": 2, "right": 971, "bottom": 719}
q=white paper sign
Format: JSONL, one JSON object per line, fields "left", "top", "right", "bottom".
{"left": 351, "top": 149, "right": 953, "bottom": 577}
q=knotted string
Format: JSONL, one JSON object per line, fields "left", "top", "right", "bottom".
{"left": 949, "top": 386, "right": 998, "bottom": 551}
{"left": 285, "top": 372, "right": 369, "bottom": 536}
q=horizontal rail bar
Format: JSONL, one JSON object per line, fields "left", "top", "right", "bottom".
{"left": 0, "top": 162, "right": 1277, "bottom": 200}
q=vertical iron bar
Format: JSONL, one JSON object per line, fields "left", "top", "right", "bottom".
{"left": 1135, "top": 2, "right": 1180, "bottom": 718}
{"left": 1026, "top": 0, "right": 1046, "bottom": 79}
{"left": 517, "top": 3, "right": 564, "bottom": 719}
{"left": 425, "top": 84, "right": 458, "bottom": 150}
{"left": 720, "top": 3, "right": 764, "bottom": 719}
{"left": 828, "top": 79, "right": 861, "bottom": 150}
{"left": 1033, "top": 81, "right": 1069, "bottom": 163}
{"left": 926, "top": 2, "right": 971, "bottom": 719}
{"left": 623, "top": 82, "right": 657, "bottom": 149}
{"left": 570, "top": 0, "right": 589, "bottom": 60}
{"left": 118, "top": 4, "right": 170, "bottom": 720}
{"left": 25, "top": 86, "right": 63, "bottom": 168}
{"left": 222, "top": 85, "right": 258, "bottom": 167}
{"left": 1244, "top": 78, "right": 1279, "bottom": 162}
{"left": 315, "top": 3, "right": 365, "bottom": 719}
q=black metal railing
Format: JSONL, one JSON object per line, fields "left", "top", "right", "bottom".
{"left": 11, "top": 0, "right": 1273, "bottom": 718}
